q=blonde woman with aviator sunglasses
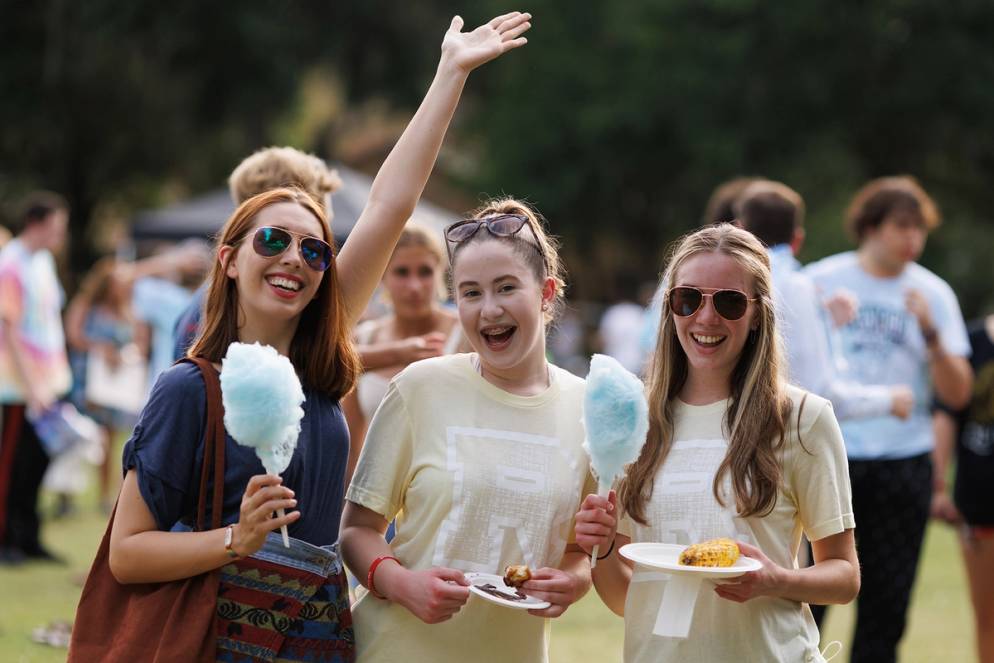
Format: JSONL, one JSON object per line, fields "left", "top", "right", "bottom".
{"left": 574, "top": 224, "right": 860, "bottom": 663}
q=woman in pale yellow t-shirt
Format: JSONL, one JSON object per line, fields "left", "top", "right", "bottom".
{"left": 575, "top": 224, "right": 861, "bottom": 662}
{"left": 340, "top": 198, "right": 594, "bottom": 663}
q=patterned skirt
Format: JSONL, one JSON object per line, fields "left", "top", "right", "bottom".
{"left": 215, "top": 533, "right": 355, "bottom": 663}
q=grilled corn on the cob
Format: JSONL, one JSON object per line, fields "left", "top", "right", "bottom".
{"left": 678, "top": 538, "right": 740, "bottom": 567}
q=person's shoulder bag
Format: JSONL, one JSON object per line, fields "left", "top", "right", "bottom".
{"left": 68, "top": 356, "right": 225, "bottom": 662}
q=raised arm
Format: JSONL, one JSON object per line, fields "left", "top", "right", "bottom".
{"left": 336, "top": 12, "right": 531, "bottom": 326}
{"left": 129, "top": 244, "right": 210, "bottom": 282}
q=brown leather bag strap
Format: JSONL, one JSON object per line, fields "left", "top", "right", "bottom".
{"left": 204, "top": 362, "right": 226, "bottom": 531}
{"left": 186, "top": 357, "right": 227, "bottom": 532}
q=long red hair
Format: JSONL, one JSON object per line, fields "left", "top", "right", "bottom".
{"left": 189, "top": 187, "right": 359, "bottom": 398}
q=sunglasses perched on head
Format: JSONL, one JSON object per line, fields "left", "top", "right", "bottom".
{"left": 444, "top": 214, "right": 547, "bottom": 265}
{"left": 667, "top": 286, "right": 757, "bottom": 321}
{"left": 250, "top": 226, "right": 333, "bottom": 272}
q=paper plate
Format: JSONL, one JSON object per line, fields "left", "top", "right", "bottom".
{"left": 619, "top": 542, "right": 762, "bottom": 578}
{"left": 464, "top": 572, "right": 551, "bottom": 610}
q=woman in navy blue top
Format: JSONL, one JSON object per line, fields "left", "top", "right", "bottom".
{"left": 122, "top": 360, "right": 351, "bottom": 545}
{"left": 102, "top": 13, "right": 532, "bottom": 660}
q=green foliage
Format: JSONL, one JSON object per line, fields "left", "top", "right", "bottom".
{"left": 0, "top": 1, "right": 335, "bottom": 268}
{"left": 2, "top": 2, "right": 993, "bottom": 313}
{"left": 461, "top": 0, "right": 994, "bottom": 314}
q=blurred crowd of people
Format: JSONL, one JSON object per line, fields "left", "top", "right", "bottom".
{"left": 0, "top": 192, "right": 209, "bottom": 562}
{"left": 589, "top": 175, "right": 992, "bottom": 663}
{"left": 1, "top": 146, "right": 991, "bottom": 661}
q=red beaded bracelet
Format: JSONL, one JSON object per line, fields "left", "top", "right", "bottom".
{"left": 367, "top": 555, "right": 400, "bottom": 600}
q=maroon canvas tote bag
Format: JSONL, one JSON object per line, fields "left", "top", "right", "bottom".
{"left": 69, "top": 357, "right": 226, "bottom": 662}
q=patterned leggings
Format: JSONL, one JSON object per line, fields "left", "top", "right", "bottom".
{"left": 848, "top": 453, "right": 932, "bottom": 663}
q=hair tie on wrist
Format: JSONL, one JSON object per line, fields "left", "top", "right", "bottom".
{"left": 597, "top": 538, "right": 616, "bottom": 561}
{"left": 368, "top": 555, "right": 400, "bottom": 600}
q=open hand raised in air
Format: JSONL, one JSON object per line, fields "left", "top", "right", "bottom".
{"left": 441, "top": 12, "right": 532, "bottom": 73}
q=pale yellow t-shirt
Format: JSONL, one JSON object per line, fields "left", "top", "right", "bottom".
{"left": 346, "top": 353, "right": 592, "bottom": 663}
{"left": 617, "top": 385, "right": 853, "bottom": 663}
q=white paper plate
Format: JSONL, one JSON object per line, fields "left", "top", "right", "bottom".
{"left": 464, "top": 572, "right": 551, "bottom": 610}
{"left": 619, "top": 542, "right": 762, "bottom": 578}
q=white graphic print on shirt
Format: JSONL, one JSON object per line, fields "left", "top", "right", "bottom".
{"left": 433, "top": 425, "right": 583, "bottom": 572}
{"left": 631, "top": 437, "right": 754, "bottom": 585}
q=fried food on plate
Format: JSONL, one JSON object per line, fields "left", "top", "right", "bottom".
{"left": 503, "top": 564, "right": 532, "bottom": 587}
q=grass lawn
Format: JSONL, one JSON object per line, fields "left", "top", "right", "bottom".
{"left": 0, "top": 502, "right": 106, "bottom": 663}
{"left": 0, "top": 501, "right": 976, "bottom": 662}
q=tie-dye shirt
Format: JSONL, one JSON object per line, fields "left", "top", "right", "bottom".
{"left": 0, "top": 238, "right": 71, "bottom": 403}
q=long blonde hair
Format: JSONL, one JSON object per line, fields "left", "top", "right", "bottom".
{"left": 620, "top": 223, "right": 793, "bottom": 524}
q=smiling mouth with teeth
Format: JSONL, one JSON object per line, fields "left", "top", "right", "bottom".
{"left": 481, "top": 326, "right": 516, "bottom": 348}
{"left": 692, "top": 333, "right": 726, "bottom": 346}
{"left": 267, "top": 276, "right": 302, "bottom": 292}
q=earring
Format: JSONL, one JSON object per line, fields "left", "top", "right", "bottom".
{"left": 541, "top": 303, "right": 549, "bottom": 312}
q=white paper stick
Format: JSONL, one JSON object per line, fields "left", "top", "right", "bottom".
{"left": 590, "top": 481, "right": 611, "bottom": 568}
{"left": 653, "top": 573, "right": 702, "bottom": 639}
{"left": 277, "top": 509, "right": 290, "bottom": 547}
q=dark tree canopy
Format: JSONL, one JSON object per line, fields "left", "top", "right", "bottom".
{"left": 2, "top": 1, "right": 993, "bottom": 315}
{"left": 461, "top": 0, "right": 994, "bottom": 313}
{"left": 0, "top": 1, "right": 335, "bottom": 269}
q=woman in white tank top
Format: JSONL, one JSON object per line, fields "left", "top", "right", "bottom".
{"left": 343, "top": 224, "right": 461, "bottom": 481}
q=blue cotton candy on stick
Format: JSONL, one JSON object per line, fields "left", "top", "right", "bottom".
{"left": 582, "top": 354, "right": 649, "bottom": 566}
{"left": 220, "top": 342, "right": 305, "bottom": 547}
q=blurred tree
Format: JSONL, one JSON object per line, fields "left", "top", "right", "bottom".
{"left": 460, "top": 0, "right": 994, "bottom": 315}
{"left": 2, "top": 0, "right": 993, "bottom": 317}
{"left": 0, "top": 0, "right": 335, "bottom": 272}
